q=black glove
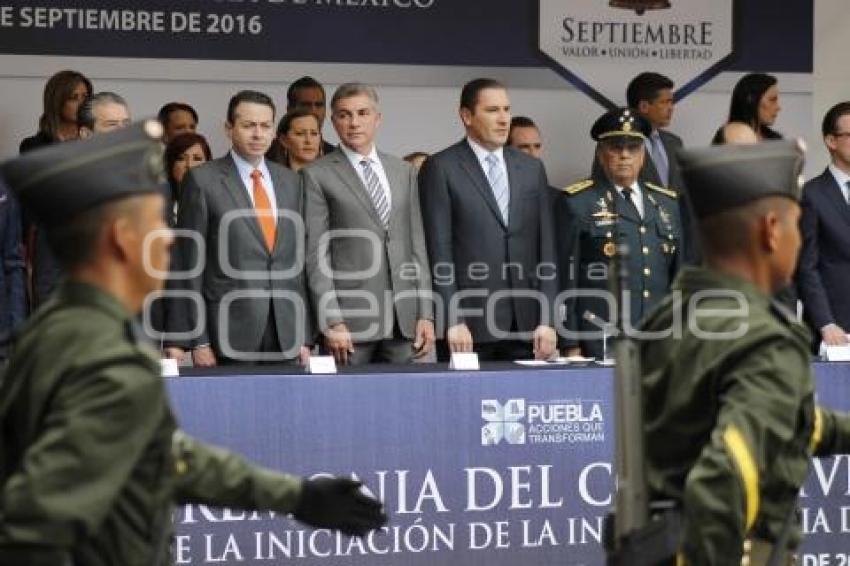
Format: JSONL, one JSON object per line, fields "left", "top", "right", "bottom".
{"left": 293, "top": 477, "right": 388, "bottom": 536}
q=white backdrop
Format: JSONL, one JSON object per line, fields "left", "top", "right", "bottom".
{"left": 0, "top": 54, "right": 816, "bottom": 186}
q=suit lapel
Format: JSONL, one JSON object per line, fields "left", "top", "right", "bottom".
{"left": 220, "top": 156, "right": 268, "bottom": 250}
{"left": 607, "top": 180, "right": 641, "bottom": 225}
{"left": 457, "top": 141, "right": 507, "bottom": 228}
{"left": 328, "top": 150, "right": 385, "bottom": 227}
{"left": 504, "top": 150, "right": 523, "bottom": 230}
{"left": 821, "top": 169, "right": 850, "bottom": 226}
{"left": 268, "top": 164, "right": 291, "bottom": 254}
{"left": 379, "top": 151, "right": 405, "bottom": 231}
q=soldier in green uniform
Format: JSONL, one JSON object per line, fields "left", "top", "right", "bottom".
{"left": 640, "top": 140, "right": 850, "bottom": 564}
{"left": 0, "top": 121, "right": 386, "bottom": 566}
{"left": 557, "top": 108, "right": 682, "bottom": 358}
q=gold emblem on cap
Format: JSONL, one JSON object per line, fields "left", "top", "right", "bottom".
{"left": 603, "top": 241, "right": 616, "bottom": 257}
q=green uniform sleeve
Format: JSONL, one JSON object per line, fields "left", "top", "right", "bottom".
{"left": 679, "top": 337, "right": 809, "bottom": 565}
{"left": 0, "top": 359, "right": 165, "bottom": 549}
{"left": 812, "top": 406, "right": 850, "bottom": 457}
{"left": 171, "top": 430, "right": 303, "bottom": 513}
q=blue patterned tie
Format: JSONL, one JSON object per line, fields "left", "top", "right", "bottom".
{"left": 485, "top": 153, "right": 510, "bottom": 224}
{"left": 360, "top": 158, "right": 390, "bottom": 228}
{"left": 650, "top": 131, "right": 670, "bottom": 186}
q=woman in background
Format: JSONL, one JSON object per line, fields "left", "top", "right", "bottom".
{"left": 20, "top": 70, "right": 93, "bottom": 153}
{"left": 267, "top": 108, "right": 321, "bottom": 172}
{"left": 712, "top": 72, "right": 782, "bottom": 144}
{"left": 164, "top": 132, "right": 212, "bottom": 225}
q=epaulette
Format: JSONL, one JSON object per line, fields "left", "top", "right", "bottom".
{"left": 562, "top": 179, "right": 594, "bottom": 195}
{"left": 645, "top": 182, "right": 678, "bottom": 199}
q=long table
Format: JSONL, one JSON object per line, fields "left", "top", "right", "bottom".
{"left": 168, "top": 363, "right": 850, "bottom": 565}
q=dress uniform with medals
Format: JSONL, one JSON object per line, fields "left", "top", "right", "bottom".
{"left": 639, "top": 141, "right": 850, "bottom": 565}
{"left": 556, "top": 108, "right": 683, "bottom": 358}
{"left": 0, "top": 122, "right": 386, "bottom": 566}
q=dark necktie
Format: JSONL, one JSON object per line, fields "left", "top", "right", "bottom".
{"left": 621, "top": 186, "right": 641, "bottom": 218}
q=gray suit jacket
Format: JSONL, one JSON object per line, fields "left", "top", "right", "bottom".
{"left": 302, "top": 149, "right": 432, "bottom": 342}
{"left": 166, "top": 155, "right": 312, "bottom": 359}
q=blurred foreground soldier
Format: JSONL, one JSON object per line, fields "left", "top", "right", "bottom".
{"left": 640, "top": 141, "right": 850, "bottom": 564}
{"left": 0, "top": 122, "right": 386, "bottom": 565}
{"left": 558, "top": 108, "right": 682, "bottom": 358}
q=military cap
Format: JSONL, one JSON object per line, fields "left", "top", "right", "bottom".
{"left": 1, "top": 119, "right": 165, "bottom": 226}
{"left": 677, "top": 139, "right": 805, "bottom": 219}
{"left": 590, "top": 107, "right": 652, "bottom": 141}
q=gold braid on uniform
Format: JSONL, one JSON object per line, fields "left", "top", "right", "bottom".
{"left": 722, "top": 425, "right": 760, "bottom": 532}
{"left": 644, "top": 182, "right": 678, "bottom": 199}
{"left": 562, "top": 179, "right": 594, "bottom": 195}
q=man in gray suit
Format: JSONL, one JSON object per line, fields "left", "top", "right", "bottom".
{"left": 419, "top": 78, "right": 558, "bottom": 362}
{"left": 165, "top": 90, "right": 312, "bottom": 366}
{"left": 303, "top": 83, "right": 434, "bottom": 365}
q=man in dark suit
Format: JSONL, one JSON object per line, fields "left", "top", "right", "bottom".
{"left": 558, "top": 108, "right": 682, "bottom": 359}
{"left": 303, "top": 83, "right": 434, "bottom": 365}
{"left": 419, "top": 78, "right": 558, "bottom": 362}
{"left": 165, "top": 90, "right": 312, "bottom": 366}
{"left": 798, "top": 101, "right": 850, "bottom": 348}
{"left": 0, "top": 178, "right": 25, "bottom": 361}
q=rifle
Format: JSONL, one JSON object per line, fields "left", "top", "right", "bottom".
{"left": 602, "top": 216, "right": 681, "bottom": 566}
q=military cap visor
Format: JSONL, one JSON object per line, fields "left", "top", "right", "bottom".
{"left": 1, "top": 120, "right": 166, "bottom": 226}
{"left": 591, "top": 107, "right": 652, "bottom": 142}
{"left": 677, "top": 139, "right": 805, "bottom": 219}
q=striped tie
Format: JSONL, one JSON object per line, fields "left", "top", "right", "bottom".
{"left": 360, "top": 158, "right": 390, "bottom": 228}
{"left": 485, "top": 153, "right": 509, "bottom": 224}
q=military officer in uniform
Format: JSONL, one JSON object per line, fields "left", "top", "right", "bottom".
{"left": 0, "top": 122, "right": 386, "bottom": 566}
{"left": 557, "top": 108, "right": 682, "bottom": 358}
{"left": 640, "top": 141, "right": 850, "bottom": 565}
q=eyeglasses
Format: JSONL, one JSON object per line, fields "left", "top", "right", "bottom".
{"left": 831, "top": 132, "right": 850, "bottom": 138}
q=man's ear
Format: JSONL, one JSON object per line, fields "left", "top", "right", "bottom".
{"left": 459, "top": 107, "right": 473, "bottom": 128}
{"left": 109, "top": 215, "right": 134, "bottom": 262}
{"left": 761, "top": 210, "right": 781, "bottom": 253}
{"left": 637, "top": 100, "right": 650, "bottom": 115}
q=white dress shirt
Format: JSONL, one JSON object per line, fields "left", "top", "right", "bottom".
{"left": 230, "top": 149, "right": 278, "bottom": 222}
{"left": 616, "top": 181, "right": 645, "bottom": 218}
{"left": 828, "top": 163, "right": 850, "bottom": 203}
{"left": 339, "top": 143, "right": 392, "bottom": 211}
{"left": 467, "top": 137, "right": 508, "bottom": 188}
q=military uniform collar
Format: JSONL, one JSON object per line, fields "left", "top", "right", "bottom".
{"left": 55, "top": 280, "right": 134, "bottom": 322}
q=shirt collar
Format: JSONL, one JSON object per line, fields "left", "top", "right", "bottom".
{"left": 230, "top": 149, "right": 270, "bottom": 181}
{"left": 828, "top": 163, "right": 850, "bottom": 192}
{"left": 466, "top": 137, "right": 504, "bottom": 166}
{"left": 339, "top": 142, "right": 379, "bottom": 170}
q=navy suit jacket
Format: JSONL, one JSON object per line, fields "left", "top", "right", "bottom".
{"left": 798, "top": 168, "right": 850, "bottom": 333}
{"left": 418, "top": 140, "right": 558, "bottom": 344}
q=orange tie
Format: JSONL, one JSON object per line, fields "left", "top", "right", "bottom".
{"left": 250, "top": 169, "right": 276, "bottom": 251}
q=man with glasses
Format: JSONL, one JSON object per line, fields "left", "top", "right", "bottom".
{"left": 557, "top": 108, "right": 683, "bottom": 358}
{"left": 797, "top": 101, "right": 850, "bottom": 351}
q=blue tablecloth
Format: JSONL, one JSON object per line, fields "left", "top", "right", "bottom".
{"left": 168, "top": 363, "right": 850, "bottom": 565}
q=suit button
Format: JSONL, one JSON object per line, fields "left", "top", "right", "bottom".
{"left": 643, "top": 268, "right": 651, "bottom": 276}
{"left": 606, "top": 232, "right": 613, "bottom": 239}
{"left": 642, "top": 246, "right": 649, "bottom": 255}
{"left": 643, "top": 290, "right": 650, "bottom": 298}
{"left": 639, "top": 225, "right": 646, "bottom": 234}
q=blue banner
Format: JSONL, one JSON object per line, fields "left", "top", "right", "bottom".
{"left": 0, "top": 0, "right": 810, "bottom": 72}
{"left": 168, "top": 363, "right": 850, "bottom": 564}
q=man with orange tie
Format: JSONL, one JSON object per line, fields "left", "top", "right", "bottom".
{"left": 165, "top": 90, "right": 313, "bottom": 366}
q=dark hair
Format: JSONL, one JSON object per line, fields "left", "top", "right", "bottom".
{"left": 158, "top": 102, "right": 199, "bottom": 128}
{"left": 822, "top": 101, "right": 850, "bottom": 137}
{"left": 727, "top": 73, "right": 782, "bottom": 139}
{"left": 39, "top": 70, "right": 93, "bottom": 139}
{"left": 266, "top": 109, "right": 320, "bottom": 166}
{"left": 164, "top": 133, "right": 212, "bottom": 201}
{"left": 460, "top": 78, "right": 506, "bottom": 111}
{"left": 226, "top": 90, "right": 275, "bottom": 124}
{"left": 77, "top": 92, "right": 129, "bottom": 131}
{"left": 286, "top": 76, "right": 326, "bottom": 109}
{"left": 508, "top": 116, "right": 538, "bottom": 144}
{"left": 626, "top": 72, "right": 674, "bottom": 108}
